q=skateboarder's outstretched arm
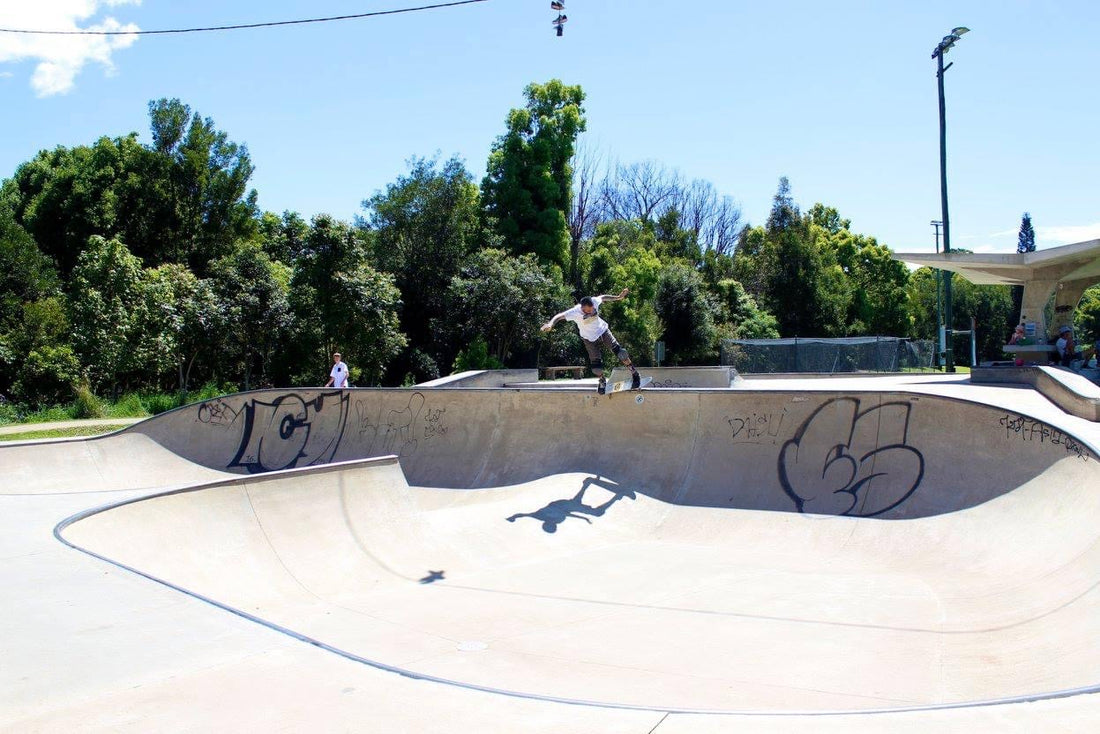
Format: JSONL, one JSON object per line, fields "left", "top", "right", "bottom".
{"left": 597, "top": 288, "right": 630, "bottom": 303}
{"left": 540, "top": 308, "right": 572, "bottom": 332}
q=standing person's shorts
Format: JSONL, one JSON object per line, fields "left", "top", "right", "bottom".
{"left": 583, "top": 331, "right": 630, "bottom": 376}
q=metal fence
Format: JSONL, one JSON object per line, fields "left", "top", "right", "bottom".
{"left": 720, "top": 337, "right": 937, "bottom": 374}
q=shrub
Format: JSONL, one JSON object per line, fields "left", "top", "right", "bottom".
{"left": 71, "top": 381, "right": 106, "bottom": 419}
{"left": 452, "top": 337, "right": 504, "bottom": 373}
{"left": 23, "top": 405, "right": 74, "bottom": 424}
{"left": 107, "top": 393, "right": 148, "bottom": 418}
{"left": 143, "top": 393, "right": 180, "bottom": 415}
{"left": 0, "top": 400, "right": 21, "bottom": 425}
{"left": 12, "top": 345, "right": 82, "bottom": 409}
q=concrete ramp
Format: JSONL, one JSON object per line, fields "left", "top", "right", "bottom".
{"left": 2, "top": 431, "right": 230, "bottom": 495}
{"left": 54, "top": 386, "right": 1100, "bottom": 714}
{"left": 128, "top": 387, "right": 1090, "bottom": 518}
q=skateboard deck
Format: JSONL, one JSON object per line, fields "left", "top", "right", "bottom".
{"left": 602, "top": 375, "right": 652, "bottom": 395}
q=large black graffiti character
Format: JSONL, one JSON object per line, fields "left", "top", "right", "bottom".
{"left": 778, "top": 398, "right": 924, "bottom": 517}
{"left": 228, "top": 392, "right": 350, "bottom": 474}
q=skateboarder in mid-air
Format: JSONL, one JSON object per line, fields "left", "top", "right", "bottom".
{"left": 541, "top": 289, "right": 641, "bottom": 394}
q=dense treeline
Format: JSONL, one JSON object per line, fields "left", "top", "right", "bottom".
{"left": 0, "top": 81, "right": 1025, "bottom": 410}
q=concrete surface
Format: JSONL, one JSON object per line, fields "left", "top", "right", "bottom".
{"left": 973, "top": 365, "right": 1100, "bottom": 421}
{"left": 4, "top": 373, "right": 1100, "bottom": 731}
{"left": 0, "top": 417, "right": 143, "bottom": 436}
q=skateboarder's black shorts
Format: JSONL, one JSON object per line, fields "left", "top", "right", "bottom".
{"left": 583, "top": 331, "right": 629, "bottom": 376}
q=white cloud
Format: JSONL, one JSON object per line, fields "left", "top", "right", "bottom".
{"left": 1037, "top": 222, "right": 1100, "bottom": 245}
{"left": 953, "top": 222, "right": 1100, "bottom": 254}
{"left": 0, "top": 1, "right": 142, "bottom": 96}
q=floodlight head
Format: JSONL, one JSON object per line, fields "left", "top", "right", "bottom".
{"left": 932, "top": 26, "right": 970, "bottom": 58}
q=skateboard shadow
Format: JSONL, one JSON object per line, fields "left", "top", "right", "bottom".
{"left": 505, "top": 475, "right": 637, "bottom": 533}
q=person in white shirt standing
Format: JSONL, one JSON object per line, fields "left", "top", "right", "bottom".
{"left": 324, "top": 352, "right": 349, "bottom": 388}
{"left": 541, "top": 288, "right": 640, "bottom": 393}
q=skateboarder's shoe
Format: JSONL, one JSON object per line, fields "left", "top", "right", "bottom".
{"left": 631, "top": 372, "right": 641, "bottom": 390}
{"left": 551, "top": 1, "right": 564, "bottom": 10}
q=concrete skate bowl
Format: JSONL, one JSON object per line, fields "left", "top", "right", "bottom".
{"left": 57, "top": 387, "right": 1100, "bottom": 714}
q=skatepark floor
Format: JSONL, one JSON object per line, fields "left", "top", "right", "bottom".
{"left": 4, "top": 373, "right": 1100, "bottom": 732}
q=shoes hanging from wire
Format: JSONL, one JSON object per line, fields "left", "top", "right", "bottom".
{"left": 551, "top": 1, "right": 566, "bottom": 36}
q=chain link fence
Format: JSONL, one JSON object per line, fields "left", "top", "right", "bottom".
{"left": 721, "top": 337, "right": 937, "bottom": 374}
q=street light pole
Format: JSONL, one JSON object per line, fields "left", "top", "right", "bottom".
{"left": 931, "top": 219, "right": 944, "bottom": 368}
{"left": 932, "top": 27, "right": 968, "bottom": 373}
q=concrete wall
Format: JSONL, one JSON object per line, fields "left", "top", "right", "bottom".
{"left": 608, "top": 366, "right": 738, "bottom": 388}
{"left": 127, "top": 386, "right": 1094, "bottom": 519}
{"left": 416, "top": 370, "right": 538, "bottom": 388}
{"left": 973, "top": 365, "right": 1100, "bottom": 421}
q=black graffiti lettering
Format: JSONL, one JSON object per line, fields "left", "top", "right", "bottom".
{"left": 424, "top": 406, "right": 448, "bottom": 440}
{"left": 777, "top": 398, "right": 924, "bottom": 517}
{"left": 726, "top": 409, "right": 786, "bottom": 445}
{"left": 196, "top": 398, "right": 241, "bottom": 428}
{"left": 650, "top": 379, "right": 689, "bottom": 388}
{"left": 998, "top": 413, "right": 1090, "bottom": 461}
{"left": 227, "top": 391, "right": 350, "bottom": 474}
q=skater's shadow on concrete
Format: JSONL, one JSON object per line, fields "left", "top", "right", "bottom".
{"left": 505, "top": 476, "right": 636, "bottom": 533}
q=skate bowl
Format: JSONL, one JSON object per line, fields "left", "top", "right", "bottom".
{"left": 50, "top": 385, "right": 1100, "bottom": 714}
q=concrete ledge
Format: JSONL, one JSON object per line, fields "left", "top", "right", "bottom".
{"left": 611, "top": 366, "right": 740, "bottom": 388}
{"left": 972, "top": 365, "right": 1100, "bottom": 421}
{"left": 416, "top": 370, "right": 538, "bottom": 388}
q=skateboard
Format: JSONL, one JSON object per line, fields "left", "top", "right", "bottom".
{"left": 600, "top": 375, "right": 652, "bottom": 395}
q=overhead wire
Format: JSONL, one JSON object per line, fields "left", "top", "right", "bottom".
{"left": 0, "top": 0, "right": 490, "bottom": 36}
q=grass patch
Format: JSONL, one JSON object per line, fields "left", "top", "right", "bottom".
{"left": 19, "top": 406, "right": 76, "bottom": 424}
{"left": 0, "top": 424, "right": 131, "bottom": 442}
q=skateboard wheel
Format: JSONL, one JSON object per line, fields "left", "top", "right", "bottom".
{"left": 635, "top": 395, "right": 644, "bottom": 404}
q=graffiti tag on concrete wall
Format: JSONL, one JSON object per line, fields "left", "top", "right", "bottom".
{"left": 354, "top": 392, "right": 450, "bottom": 459}
{"left": 778, "top": 398, "right": 924, "bottom": 517}
{"left": 196, "top": 398, "right": 242, "bottom": 428}
{"left": 197, "top": 390, "right": 452, "bottom": 473}
{"left": 998, "top": 414, "right": 1090, "bottom": 461}
{"left": 226, "top": 391, "right": 350, "bottom": 474}
{"left": 726, "top": 409, "right": 787, "bottom": 445}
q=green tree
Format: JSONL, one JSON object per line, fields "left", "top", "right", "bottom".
{"left": 482, "top": 80, "right": 586, "bottom": 274}
{"left": 731, "top": 224, "right": 773, "bottom": 304}
{"left": 712, "top": 279, "right": 779, "bottom": 339}
{"left": 4, "top": 100, "right": 258, "bottom": 279}
{"left": 910, "top": 268, "right": 1013, "bottom": 362}
{"left": 655, "top": 260, "right": 718, "bottom": 364}
{"left": 1075, "top": 285, "right": 1100, "bottom": 347}
{"left": 0, "top": 208, "right": 62, "bottom": 395}
{"left": 905, "top": 267, "right": 940, "bottom": 341}
{"left": 1017, "top": 212, "right": 1036, "bottom": 253}
{"left": 140, "top": 263, "right": 221, "bottom": 395}
{"left": 208, "top": 243, "right": 291, "bottom": 390}
{"left": 1, "top": 296, "right": 75, "bottom": 406}
{"left": 365, "top": 155, "right": 483, "bottom": 377}
{"left": 2, "top": 136, "right": 150, "bottom": 279}
{"left": 951, "top": 276, "right": 1014, "bottom": 362}
{"left": 258, "top": 210, "right": 309, "bottom": 265}
{"left": 68, "top": 235, "right": 147, "bottom": 396}
{"left": 763, "top": 179, "right": 838, "bottom": 336}
{"left": 11, "top": 344, "right": 83, "bottom": 408}
{"left": 579, "top": 221, "right": 663, "bottom": 367}
{"left": 447, "top": 248, "right": 567, "bottom": 365}
{"left": 147, "top": 98, "right": 259, "bottom": 274}
{"left": 811, "top": 205, "right": 908, "bottom": 336}
{"left": 288, "top": 215, "right": 406, "bottom": 386}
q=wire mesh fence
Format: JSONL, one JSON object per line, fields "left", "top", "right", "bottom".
{"left": 720, "top": 337, "right": 938, "bottom": 374}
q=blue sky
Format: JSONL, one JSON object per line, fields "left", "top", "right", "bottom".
{"left": 2, "top": 1, "right": 1098, "bottom": 255}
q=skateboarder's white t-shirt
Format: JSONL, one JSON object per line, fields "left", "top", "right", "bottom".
{"left": 330, "top": 361, "right": 348, "bottom": 388}
{"left": 562, "top": 296, "right": 608, "bottom": 341}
